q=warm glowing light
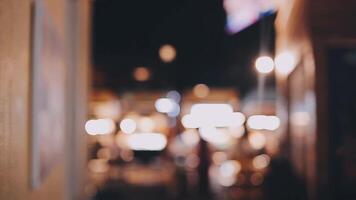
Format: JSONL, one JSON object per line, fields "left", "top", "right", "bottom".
{"left": 127, "top": 133, "right": 167, "bottom": 151}
{"left": 220, "top": 160, "right": 241, "bottom": 177}
{"left": 212, "top": 151, "right": 228, "bottom": 165}
{"left": 275, "top": 51, "right": 296, "bottom": 76}
{"left": 88, "top": 159, "right": 109, "bottom": 173}
{"left": 180, "top": 129, "right": 200, "bottom": 146}
{"left": 151, "top": 113, "right": 168, "bottom": 130}
{"left": 193, "top": 84, "right": 210, "bottom": 98}
{"left": 181, "top": 112, "right": 245, "bottom": 129}
{"left": 85, "top": 119, "right": 116, "bottom": 135}
{"left": 255, "top": 56, "right": 274, "bottom": 74}
{"left": 159, "top": 44, "right": 176, "bottom": 63}
{"left": 252, "top": 154, "right": 270, "bottom": 170}
{"left": 248, "top": 132, "right": 267, "bottom": 150}
{"left": 155, "top": 98, "right": 176, "bottom": 113}
{"left": 250, "top": 172, "right": 264, "bottom": 186}
{"left": 133, "top": 67, "right": 150, "bottom": 81}
{"left": 92, "top": 100, "right": 121, "bottom": 120}
{"left": 291, "top": 111, "right": 311, "bottom": 126}
{"left": 218, "top": 176, "right": 236, "bottom": 187}
{"left": 182, "top": 103, "right": 245, "bottom": 128}
{"left": 120, "top": 118, "right": 137, "bottom": 134}
{"left": 199, "top": 127, "right": 230, "bottom": 146}
{"left": 167, "top": 103, "right": 180, "bottom": 117}
{"left": 247, "top": 115, "right": 280, "bottom": 131}
{"left": 138, "top": 117, "right": 155, "bottom": 132}
{"left": 217, "top": 160, "right": 242, "bottom": 186}
{"left": 228, "top": 125, "right": 245, "bottom": 138}
{"left": 181, "top": 114, "right": 198, "bottom": 129}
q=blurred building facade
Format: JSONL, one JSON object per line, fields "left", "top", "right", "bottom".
{"left": 275, "top": 0, "right": 356, "bottom": 200}
{"left": 0, "top": 0, "right": 91, "bottom": 199}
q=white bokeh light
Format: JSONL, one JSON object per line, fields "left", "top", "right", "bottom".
{"left": 127, "top": 133, "right": 167, "bottom": 151}
{"left": 255, "top": 56, "right": 274, "bottom": 74}
{"left": 275, "top": 51, "right": 296, "bottom": 76}
{"left": 120, "top": 118, "right": 137, "bottom": 134}
{"left": 155, "top": 98, "right": 176, "bottom": 113}
{"left": 85, "top": 119, "right": 116, "bottom": 135}
{"left": 247, "top": 115, "right": 280, "bottom": 131}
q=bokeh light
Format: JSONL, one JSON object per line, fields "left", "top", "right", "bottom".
{"left": 275, "top": 51, "right": 296, "bottom": 76}
{"left": 247, "top": 115, "right": 280, "bottom": 131}
{"left": 180, "top": 129, "right": 200, "bottom": 147}
{"left": 138, "top": 117, "right": 156, "bottom": 132}
{"left": 212, "top": 151, "right": 228, "bottom": 165}
{"left": 120, "top": 118, "right": 137, "bottom": 134}
{"left": 193, "top": 83, "right": 210, "bottom": 98}
{"left": 127, "top": 133, "right": 167, "bottom": 151}
{"left": 88, "top": 159, "right": 109, "bottom": 173}
{"left": 85, "top": 119, "right": 116, "bottom": 135}
{"left": 199, "top": 126, "right": 230, "bottom": 146}
{"left": 220, "top": 160, "right": 242, "bottom": 177}
{"left": 133, "top": 67, "right": 151, "bottom": 81}
{"left": 228, "top": 125, "right": 245, "bottom": 138}
{"left": 255, "top": 56, "right": 274, "bottom": 74}
{"left": 252, "top": 154, "right": 270, "bottom": 170}
{"left": 155, "top": 98, "right": 176, "bottom": 113}
{"left": 159, "top": 44, "right": 176, "bottom": 63}
{"left": 248, "top": 132, "right": 267, "bottom": 150}
{"left": 166, "top": 90, "right": 181, "bottom": 103}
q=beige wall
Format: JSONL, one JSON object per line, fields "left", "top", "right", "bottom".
{"left": 0, "top": 0, "right": 90, "bottom": 199}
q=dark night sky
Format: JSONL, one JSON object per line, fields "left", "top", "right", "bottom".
{"left": 92, "top": 0, "right": 275, "bottom": 96}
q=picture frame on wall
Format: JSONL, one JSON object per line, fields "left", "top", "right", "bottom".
{"left": 31, "top": 0, "right": 66, "bottom": 188}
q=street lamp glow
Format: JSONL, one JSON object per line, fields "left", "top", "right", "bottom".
{"left": 255, "top": 56, "right": 274, "bottom": 74}
{"left": 275, "top": 52, "right": 296, "bottom": 76}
